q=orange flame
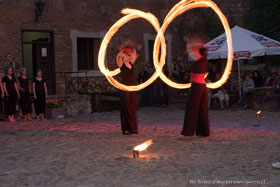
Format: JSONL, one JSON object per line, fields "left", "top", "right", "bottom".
{"left": 133, "top": 139, "right": 153, "bottom": 151}
{"left": 256, "top": 110, "right": 262, "bottom": 115}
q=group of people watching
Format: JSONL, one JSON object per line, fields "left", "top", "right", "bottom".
{"left": 138, "top": 64, "right": 169, "bottom": 107}
{"left": 210, "top": 68, "right": 280, "bottom": 109}
{"left": 171, "top": 58, "right": 280, "bottom": 110}
{"left": 0, "top": 53, "right": 48, "bottom": 122}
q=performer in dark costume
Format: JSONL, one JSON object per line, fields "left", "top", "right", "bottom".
{"left": 18, "top": 68, "right": 32, "bottom": 121}
{"left": 2, "top": 67, "right": 20, "bottom": 122}
{"left": 33, "top": 70, "right": 48, "bottom": 120}
{"left": 182, "top": 43, "right": 210, "bottom": 137}
{"left": 117, "top": 45, "right": 139, "bottom": 135}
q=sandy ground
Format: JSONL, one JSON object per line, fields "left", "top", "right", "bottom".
{"left": 0, "top": 104, "right": 279, "bottom": 187}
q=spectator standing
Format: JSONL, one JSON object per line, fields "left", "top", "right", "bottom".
{"left": 18, "top": 68, "right": 32, "bottom": 121}
{"left": 33, "top": 70, "right": 48, "bottom": 120}
{"left": 0, "top": 78, "right": 4, "bottom": 122}
{"left": 274, "top": 71, "right": 280, "bottom": 94}
{"left": 264, "top": 72, "right": 276, "bottom": 87}
{"left": 229, "top": 71, "right": 240, "bottom": 95}
{"left": 138, "top": 64, "right": 151, "bottom": 106}
{"left": 2, "top": 67, "right": 20, "bottom": 122}
{"left": 208, "top": 63, "right": 217, "bottom": 82}
{"left": 241, "top": 74, "right": 255, "bottom": 109}
{"left": 253, "top": 71, "right": 263, "bottom": 87}
{"left": 172, "top": 59, "right": 183, "bottom": 82}
{"left": 3, "top": 53, "right": 19, "bottom": 79}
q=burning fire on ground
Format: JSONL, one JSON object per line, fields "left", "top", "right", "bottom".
{"left": 133, "top": 139, "right": 153, "bottom": 158}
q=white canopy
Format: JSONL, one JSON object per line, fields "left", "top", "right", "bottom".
{"left": 205, "top": 25, "right": 280, "bottom": 60}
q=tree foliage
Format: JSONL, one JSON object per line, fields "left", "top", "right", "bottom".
{"left": 245, "top": 0, "right": 280, "bottom": 66}
{"left": 245, "top": 0, "right": 280, "bottom": 41}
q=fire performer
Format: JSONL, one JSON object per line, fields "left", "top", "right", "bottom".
{"left": 181, "top": 41, "right": 210, "bottom": 137}
{"left": 117, "top": 41, "right": 139, "bottom": 135}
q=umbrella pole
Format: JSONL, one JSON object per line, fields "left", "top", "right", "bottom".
{"left": 238, "top": 59, "right": 242, "bottom": 101}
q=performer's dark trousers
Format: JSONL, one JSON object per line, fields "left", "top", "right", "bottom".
{"left": 182, "top": 83, "right": 210, "bottom": 136}
{"left": 120, "top": 91, "right": 138, "bottom": 134}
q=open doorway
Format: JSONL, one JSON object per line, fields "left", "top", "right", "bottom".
{"left": 22, "top": 30, "right": 55, "bottom": 94}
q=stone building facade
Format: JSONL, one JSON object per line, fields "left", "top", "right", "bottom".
{"left": 0, "top": 0, "right": 252, "bottom": 114}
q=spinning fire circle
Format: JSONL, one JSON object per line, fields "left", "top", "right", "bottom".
{"left": 98, "top": 0, "right": 233, "bottom": 91}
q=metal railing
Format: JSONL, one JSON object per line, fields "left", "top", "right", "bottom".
{"left": 54, "top": 71, "right": 91, "bottom": 96}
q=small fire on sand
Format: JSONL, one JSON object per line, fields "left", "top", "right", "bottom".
{"left": 256, "top": 110, "right": 262, "bottom": 119}
{"left": 133, "top": 139, "right": 153, "bottom": 158}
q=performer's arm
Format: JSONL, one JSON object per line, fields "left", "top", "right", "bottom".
{"left": 14, "top": 82, "right": 20, "bottom": 98}
{"left": 33, "top": 82, "right": 37, "bottom": 99}
{"left": 117, "top": 52, "right": 124, "bottom": 68}
{"left": 44, "top": 81, "right": 48, "bottom": 99}
{"left": 3, "top": 82, "right": 8, "bottom": 96}
{"left": 17, "top": 79, "right": 24, "bottom": 92}
{"left": 193, "top": 43, "right": 204, "bottom": 61}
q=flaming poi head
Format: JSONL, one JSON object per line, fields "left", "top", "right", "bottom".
{"left": 98, "top": 0, "right": 233, "bottom": 91}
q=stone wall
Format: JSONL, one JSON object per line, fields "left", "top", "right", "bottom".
{"left": 48, "top": 95, "right": 92, "bottom": 116}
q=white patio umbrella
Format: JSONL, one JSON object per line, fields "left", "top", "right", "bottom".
{"left": 205, "top": 25, "right": 280, "bottom": 98}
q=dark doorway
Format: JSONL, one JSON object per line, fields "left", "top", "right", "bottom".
{"left": 22, "top": 30, "right": 55, "bottom": 94}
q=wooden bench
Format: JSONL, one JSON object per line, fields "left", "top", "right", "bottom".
{"left": 92, "top": 92, "right": 120, "bottom": 112}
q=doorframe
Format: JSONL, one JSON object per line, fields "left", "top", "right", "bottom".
{"left": 21, "top": 29, "right": 56, "bottom": 94}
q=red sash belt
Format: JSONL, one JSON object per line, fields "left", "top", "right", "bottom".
{"left": 191, "top": 73, "right": 206, "bottom": 84}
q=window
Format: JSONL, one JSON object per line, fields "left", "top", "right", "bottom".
{"left": 77, "top": 38, "right": 100, "bottom": 70}
{"left": 22, "top": 32, "right": 50, "bottom": 43}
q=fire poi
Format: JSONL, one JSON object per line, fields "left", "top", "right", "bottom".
{"left": 98, "top": 0, "right": 233, "bottom": 91}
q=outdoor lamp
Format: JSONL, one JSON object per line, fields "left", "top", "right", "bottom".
{"left": 35, "top": 0, "right": 46, "bottom": 22}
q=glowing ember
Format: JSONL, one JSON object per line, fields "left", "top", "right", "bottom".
{"left": 98, "top": 0, "right": 233, "bottom": 91}
{"left": 134, "top": 139, "right": 153, "bottom": 152}
{"left": 256, "top": 110, "right": 262, "bottom": 115}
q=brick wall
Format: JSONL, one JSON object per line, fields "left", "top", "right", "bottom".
{"left": 0, "top": 0, "right": 252, "bottom": 94}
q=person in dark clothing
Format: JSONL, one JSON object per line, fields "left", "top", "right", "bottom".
{"left": 18, "top": 68, "right": 32, "bottom": 121}
{"left": 274, "top": 71, "right": 280, "bottom": 94}
{"left": 264, "top": 72, "right": 276, "bottom": 87}
{"left": 3, "top": 53, "right": 18, "bottom": 79}
{"left": 253, "top": 71, "right": 263, "bottom": 88}
{"left": 33, "top": 70, "right": 48, "bottom": 120}
{"left": 162, "top": 67, "right": 170, "bottom": 106}
{"left": 138, "top": 64, "right": 150, "bottom": 106}
{"left": 2, "top": 67, "right": 20, "bottom": 122}
{"left": 153, "top": 66, "right": 170, "bottom": 106}
{"left": 182, "top": 43, "right": 210, "bottom": 137}
{"left": 117, "top": 46, "right": 139, "bottom": 135}
{"left": 0, "top": 77, "right": 4, "bottom": 122}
